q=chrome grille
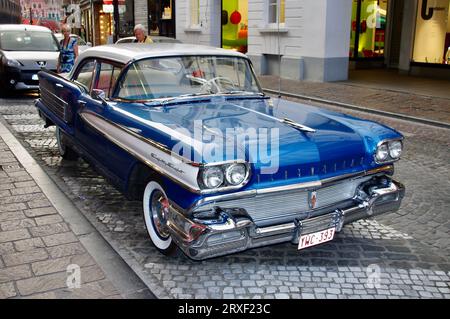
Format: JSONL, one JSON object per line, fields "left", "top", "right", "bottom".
{"left": 40, "top": 86, "right": 68, "bottom": 122}
{"left": 194, "top": 176, "right": 371, "bottom": 225}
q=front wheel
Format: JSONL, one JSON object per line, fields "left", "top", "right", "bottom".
{"left": 55, "top": 127, "right": 78, "bottom": 160}
{"left": 143, "top": 180, "right": 179, "bottom": 256}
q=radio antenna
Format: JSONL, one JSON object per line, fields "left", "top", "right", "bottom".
{"left": 277, "top": 0, "right": 282, "bottom": 105}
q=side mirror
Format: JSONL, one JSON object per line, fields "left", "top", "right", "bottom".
{"left": 86, "top": 42, "right": 92, "bottom": 47}
{"left": 92, "top": 89, "right": 107, "bottom": 105}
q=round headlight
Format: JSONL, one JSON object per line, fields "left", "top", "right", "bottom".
{"left": 375, "top": 143, "right": 389, "bottom": 162}
{"left": 388, "top": 140, "right": 402, "bottom": 159}
{"left": 225, "top": 163, "right": 247, "bottom": 186}
{"left": 202, "top": 166, "right": 224, "bottom": 189}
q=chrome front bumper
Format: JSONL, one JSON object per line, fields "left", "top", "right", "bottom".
{"left": 167, "top": 176, "right": 405, "bottom": 260}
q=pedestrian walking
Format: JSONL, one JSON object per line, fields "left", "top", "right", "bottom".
{"left": 57, "top": 24, "right": 79, "bottom": 73}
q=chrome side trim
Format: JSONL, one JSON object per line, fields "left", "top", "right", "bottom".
{"left": 79, "top": 111, "right": 202, "bottom": 193}
{"left": 256, "top": 180, "right": 322, "bottom": 195}
{"left": 81, "top": 110, "right": 257, "bottom": 194}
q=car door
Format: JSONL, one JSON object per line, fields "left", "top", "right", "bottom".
{"left": 90, "top": 60, "right": 132, "bottom": 182}
{"left": 72, "top": 58, "right": 109, "bottom": 164}
{"left": 75, "top": 59, "right": 127, "bottom": 183}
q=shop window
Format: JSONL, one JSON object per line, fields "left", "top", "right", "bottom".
{"left": 350, "top": 0, "right": 388, "bottom": 59}
{"left": 118, "top": 0, "right": 134, "bottom": 37}
{"left": 222, "top": 0, "right": 248, "bottom": 54}
{"left": 268, "top": 0, "right": 285, "bottom": 25}
{"left": 412, "top": 0, "right": 450, "bottom": 64}
{"left": 189, "top": 0, "right": 200, "bottom": 27}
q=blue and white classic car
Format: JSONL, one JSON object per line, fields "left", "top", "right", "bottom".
{"left": 35, "top": 43, "right": 405, "bottom": 260}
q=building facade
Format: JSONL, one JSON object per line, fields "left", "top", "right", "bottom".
{"left": 0, "top": 0, "right": 21, "bottom": 24}
{"left": 79, "top": 0, "right": 176, "bottom": 45}
{"left": 176, "top": 0, "right": 450, "bottom": 81}
{"left": 20, "top": 0, "right": 64, "bottom": 21}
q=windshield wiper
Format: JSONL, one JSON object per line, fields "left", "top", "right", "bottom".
{"left": 145, "top": 93, "right": 212, "bottom": 106}
{"left": 221, "top": 90, "right": 265, "bottom": 96}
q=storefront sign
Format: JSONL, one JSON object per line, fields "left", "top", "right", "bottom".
{"left": 421, "top": 0, "right": 447, "bottom": 20}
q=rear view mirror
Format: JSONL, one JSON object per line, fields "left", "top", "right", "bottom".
{"left": 86, "top": 42, "right": 92, "bottom": 47}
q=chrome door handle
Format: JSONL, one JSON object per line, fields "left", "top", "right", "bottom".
{"left": 78, "top": 100, "right": 87, "bottom": 108}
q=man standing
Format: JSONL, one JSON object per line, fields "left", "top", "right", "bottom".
{"left": 133, "top": 24, "right": 153, "bottom": 43}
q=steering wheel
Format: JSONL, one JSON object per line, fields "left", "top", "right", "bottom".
{"left": 185, "top": 75, "right": 237, "bottom": 94}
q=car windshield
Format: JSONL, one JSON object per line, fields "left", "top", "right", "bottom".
{"left": 117, "top": 55, "right": 262, "bottom": 100}
{"left": 0, "top": 30, "right": 59, "bottom": 51}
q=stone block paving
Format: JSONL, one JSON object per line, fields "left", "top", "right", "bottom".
{"left": 0, "top": 135, "right": 121, "bottom": 299}
{"left": 1, "top": 96, "right": 450, "bottom": 299}
{"left": 259, "top": 75, "right": 450, "bottom": 124}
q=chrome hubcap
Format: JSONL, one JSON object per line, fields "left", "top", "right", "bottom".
{"left": 150, "top": 190, "right": 170, "bottom": 239}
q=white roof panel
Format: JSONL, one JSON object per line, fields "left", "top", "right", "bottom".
{"left": 77, "top": 43, "right": 248, "bottom": 65}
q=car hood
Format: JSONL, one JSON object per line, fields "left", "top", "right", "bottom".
{"left": 2, "top": 51, "right": 59, "bottom": 69}
{"left": 109, "top": 96, "right": 402, "bottom": 185}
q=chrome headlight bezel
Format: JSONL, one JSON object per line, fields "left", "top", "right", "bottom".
{"left": 198, "top": 161, "right": 251, "bottom": 193}
{"left": 388, "top": 140, "right": 403, "bottom": 159}
{"left": 374, "top": 139, "right": 403, "bottom": 164}
{"left": 225, "top": 163, "right": 247, "bottom": 186}
{"left": 201, "top": 166, "right": 224, "bottom": 189}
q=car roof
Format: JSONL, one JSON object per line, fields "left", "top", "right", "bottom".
{"left": 54, "top": 33, "right": 79, "bottom": 38}
{"left": 78, "top": 43, "right": 248, "bottom": 64}
{"left": 0, "top": 24, "right": 52, "bottom": 32}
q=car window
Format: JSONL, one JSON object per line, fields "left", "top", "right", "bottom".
{"left": 0, "top": 30, "right": 59, "bottom": 51}
{"left": 73, "top": 60, "right": 96, "bottom": 92}
{"left": 93, "top": 62, "right": 122, "bottom": 98}
{"left": 117, "top": 56, "right": 262, "bottom": 100}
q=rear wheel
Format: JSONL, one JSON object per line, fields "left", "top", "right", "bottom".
{"left": 143, "top": 180, "right": 179, "bottom": 256}
{"left": 55, "top": 127, "right": 78, "bottom": 160}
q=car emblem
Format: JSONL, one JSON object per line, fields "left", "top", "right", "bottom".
{"left": 36, "top": 61, "right": 46, "bottom": 67}
{"left": 308, "top": 191, "right": 317, "bottom": 209}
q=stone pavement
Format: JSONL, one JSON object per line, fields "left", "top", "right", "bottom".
{"left": 258, "top": 74, "right": 450, "bottom": 124}
{"left": 0, "top": 134, "right": 122, "bottom": 299}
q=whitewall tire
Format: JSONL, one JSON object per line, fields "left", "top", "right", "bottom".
{"left": 143, "top": 180, "right": 178, "bottom": 255}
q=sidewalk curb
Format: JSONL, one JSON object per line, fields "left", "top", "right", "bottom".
{"left": 263, "top": 88, "right": 450, "bottom": 130}
{"left": 0, "top": 118, "right": 155, "bottom": 299}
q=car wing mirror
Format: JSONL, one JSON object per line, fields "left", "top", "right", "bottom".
{"left": 86, "top": 42, "right": 92, "bottom": 47}
{"left": 92, "top": 89, "right": 107, "bottom": 105}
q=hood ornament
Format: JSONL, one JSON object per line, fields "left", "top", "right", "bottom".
{"left": 36, "top": 61, "right": 47, "bottom": 67}
{"left": 282, "top": 118, "right": 316, "bottom": 133}
{"left": 308, "top": 191, "right": 317, "bottom": 209}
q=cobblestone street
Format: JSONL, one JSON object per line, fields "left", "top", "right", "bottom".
{"left": 0, "top": 93, "right": 449, "bottom": 299}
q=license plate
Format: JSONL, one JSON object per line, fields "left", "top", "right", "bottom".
{"left": 298, "top": 227, "right": 335, "bottom": 250}
{"left": 32, "top": 74, "right": 38, "bottom": 81}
